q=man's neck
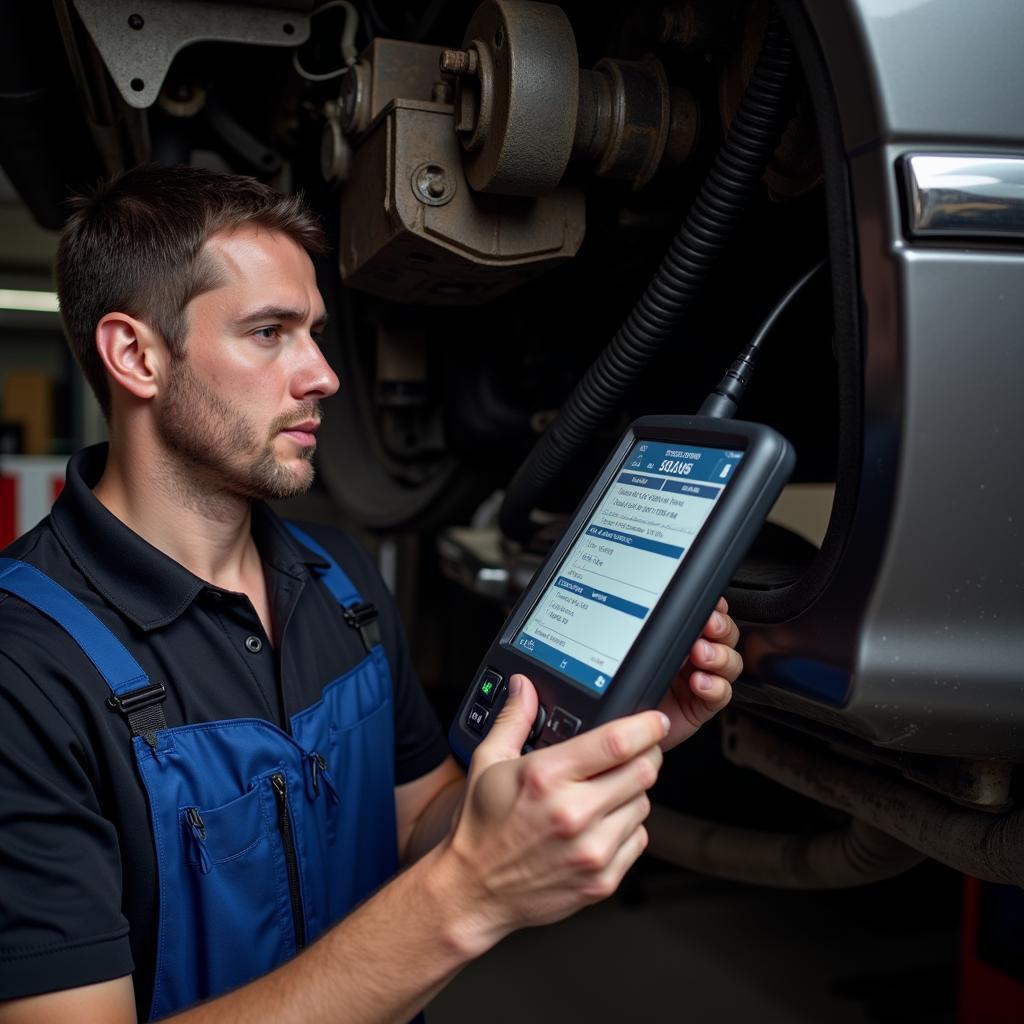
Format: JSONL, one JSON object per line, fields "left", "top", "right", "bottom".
{"left": 93, "top": 438, "right": 262, "bottom": 596}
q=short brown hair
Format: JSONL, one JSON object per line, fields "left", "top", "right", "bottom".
{"left": 55, "top": 164, "right": 327, "bottom": 417}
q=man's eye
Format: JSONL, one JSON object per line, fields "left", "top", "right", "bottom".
{"left": 253, "top": 326, "right": 280, "bottom": 342}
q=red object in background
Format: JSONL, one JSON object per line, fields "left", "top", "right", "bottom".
{"left": 0, "top": 457, "right": 68, "bottom": 550}
{"left": 960, "top": 876, "right": 1024, "bottom": 1023}
{"left": 0, "top": 475, "right": 15, "bottom": 549}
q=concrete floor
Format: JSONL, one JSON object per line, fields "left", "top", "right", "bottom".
{"left": 427, "top": 863, "right": 959, "bottom": 1024}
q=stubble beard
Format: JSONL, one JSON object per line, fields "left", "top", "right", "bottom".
{"left": 156, "top": 357, "right": 319, "bottom": 508}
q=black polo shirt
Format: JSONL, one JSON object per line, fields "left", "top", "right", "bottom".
{"left": 0, "top": 444, "right": 448, "bottom": 1014}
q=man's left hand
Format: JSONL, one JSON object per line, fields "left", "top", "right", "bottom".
{"left": 657, "top": 597, "right": 741, "bottom": 751}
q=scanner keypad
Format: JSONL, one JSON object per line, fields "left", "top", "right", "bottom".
{"left": 546, "top": 707, "right": 582, "bottom": 739}
{"left": 466, "top": 703, "right": 489, "bottom": 733}
{"left": 477, "top": 669, "right": 502, "bottom": 706}
{"left": 466, "top": 667, "right": 507, "bottom": 735}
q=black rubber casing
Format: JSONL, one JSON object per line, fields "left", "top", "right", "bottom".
{"left": 449, "top": 416, "right": 795, "bottom": 767}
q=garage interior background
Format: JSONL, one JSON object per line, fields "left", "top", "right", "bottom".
{"left": 0, "top": 152, "right": 979, "bottom": 1024}
{"left": 2, "top": 0, "right": 1024, "bottom": 1018}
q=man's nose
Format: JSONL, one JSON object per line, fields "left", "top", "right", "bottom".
{"left": 293, "top": 335, "right": 340, "bottom": 400}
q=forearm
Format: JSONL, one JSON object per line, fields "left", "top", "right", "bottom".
{"left": 166, "top": 841, "right": 488, "bottom": 1024}
{"left": 403, "top": 775, "right": 466, "bottom": 864}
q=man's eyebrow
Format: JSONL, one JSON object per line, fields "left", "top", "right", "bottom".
{"left": 231, "top": 306, "right": 329, "bottom": 330}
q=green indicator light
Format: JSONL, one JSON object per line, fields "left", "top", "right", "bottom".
{"left": 481, "top": 680, "right": 495, "bottom": 696}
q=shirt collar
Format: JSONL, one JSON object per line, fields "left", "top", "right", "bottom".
{"left": 49, "top": 444, "right": 329, "bottom": 631}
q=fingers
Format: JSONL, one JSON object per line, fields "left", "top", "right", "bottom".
{"left": 567, "top": 791, "right": 652, "bottom": 875}
{"left": 686, "top": 672, "right": 733, "bottom": 720}
{"left": 542, "top": 710, "right": 669, "bottom": 782}
{"left": 703, "top": 605, "right": 740, "bottom": 650}
{"left": 578, "top": 822, "right": 650, "bottom": 903}
{"left": 548, "top": 746, "right": 662, "bottom": 837}
{"left": 689, "top": 635, "right": 743, "bottom": 684}
{"left": 687, "top": 633, "right": 739, "bottom": 722}
{"left": 471, "top": 673, "right": 538, "bottom": 772}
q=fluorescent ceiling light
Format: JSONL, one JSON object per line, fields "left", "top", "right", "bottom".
{"left": 0, "top": 288, "right": 60, "bottom": 313}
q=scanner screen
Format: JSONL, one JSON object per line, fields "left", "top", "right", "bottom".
{"left": 511, "top": 440, "right": 744, "bottom": 696}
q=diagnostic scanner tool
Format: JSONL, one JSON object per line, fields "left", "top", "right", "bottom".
{"left": 450, "top": 415, "right": 794, "bottom": 765}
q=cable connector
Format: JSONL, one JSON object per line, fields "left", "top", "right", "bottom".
{"left": 699, "top": 259, "right": 827, "bottom": 419}
{"left": 698, "top": 343, "right": 760, "bottom": 419}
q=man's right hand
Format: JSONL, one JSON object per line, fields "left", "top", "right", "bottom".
{"left": 439, "top": 673, "right": 667, "bottom": 955}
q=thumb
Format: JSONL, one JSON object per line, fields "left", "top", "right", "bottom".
{"left": 471, "top": 674, "right": 539, "bottom": 771}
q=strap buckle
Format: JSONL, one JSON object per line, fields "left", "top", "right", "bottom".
{"left": 106, "top": 682, "right": 167, "bottom": 749}
{"left": 105, "top": 681, "right": 166, "bottom": 714}
{"left": 342, "top": 602, "right": 380, "bottom": 653}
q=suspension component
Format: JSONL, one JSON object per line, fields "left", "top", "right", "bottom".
{"left": 442, "top": 0, "right": 699, "bottom": 196}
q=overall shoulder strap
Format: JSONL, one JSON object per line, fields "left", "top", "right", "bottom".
{"left": 0, "top": 557, "right": 167, "bottom": 747}
{"left": 283, "top": 523, "right": 381, "bottom": 653}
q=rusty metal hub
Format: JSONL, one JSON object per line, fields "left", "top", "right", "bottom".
{"left": 441, "top": 0, "right": 698, "bottom": 196}
{"left": 444, "top": 0, "right": 579, "bottom": 196}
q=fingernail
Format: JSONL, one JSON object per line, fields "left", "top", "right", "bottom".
{"left": 699, "top": 639, "right": 714, "bottom": 661}
{"left": 696, "top": 673, "right": 714, "bottom": 692}
{"left": 657, "top": 712, "right": 670, "bottom": 735}
{"left": 711, "top": 611, "right": 725, "bottom": 632}
{"left": 509, "top": 674, "right": 523, "bottom": 697}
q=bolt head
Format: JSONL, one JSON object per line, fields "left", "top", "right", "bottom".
{"left": 412, "top": 163, "right": 455, "bottom": 206}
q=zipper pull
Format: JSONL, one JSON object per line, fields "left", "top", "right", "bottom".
{"left": 306, "top": 751, "right": 320, "bottom": 800}
{"left": 186, "top": 806, "right": 212, "bottom": 874}
{"left": 306, "top": 751, "right": 339, "bottom": 803}
{"left": 314, "top": 753, "right": 340, "bottom": 804}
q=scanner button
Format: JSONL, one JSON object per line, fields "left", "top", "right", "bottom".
{"left": 466, "top": 703, "right": 490, "bottom": 734}
{"left": 527, "top": 704, "right": 547, "bottom": 744}
{"left": 548, "top": 707, "right": 581, "bottom": 739}
{"left": 477, "top": 669, "right": 503, "bottom": 707}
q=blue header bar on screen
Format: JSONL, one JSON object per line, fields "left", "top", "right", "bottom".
{"left": 625, "top": 441, "right": 743, "bottom": 485}
{"left": 584, "top": 526, "right": 684, "bottom": 560}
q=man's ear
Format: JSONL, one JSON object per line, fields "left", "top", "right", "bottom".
{"left": 95, "top": 313, "right": 167, "bottom": 402}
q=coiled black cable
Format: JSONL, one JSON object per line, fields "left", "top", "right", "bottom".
{"left": 499, "top": 10, "right": 798, "bottom": 541}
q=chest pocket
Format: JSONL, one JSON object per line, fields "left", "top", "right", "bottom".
{"left": 290, "top": 647, "right": 397, "bottom": 932}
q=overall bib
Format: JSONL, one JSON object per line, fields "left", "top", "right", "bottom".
{"left": 0, "top": 524, "right": 400, "bottom": 1020}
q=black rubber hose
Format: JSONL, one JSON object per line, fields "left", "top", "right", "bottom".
{"left": 499, "top": 10, "right": 798, "bottom": 541}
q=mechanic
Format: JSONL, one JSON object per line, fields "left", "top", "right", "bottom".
{"left": 0, "top": 164, "right": 742, "bottom": 1023}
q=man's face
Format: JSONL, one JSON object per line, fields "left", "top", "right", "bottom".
{"left": 155, "top": 226, "right": 339, "bottom": 500}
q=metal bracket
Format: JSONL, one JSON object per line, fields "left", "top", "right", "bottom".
{"left": 73, "top": 0, "right": 312, "bottom": 110}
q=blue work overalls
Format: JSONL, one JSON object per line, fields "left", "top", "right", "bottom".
{"left": 0, "top": 524, "right": 399, "bottom": 1020}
